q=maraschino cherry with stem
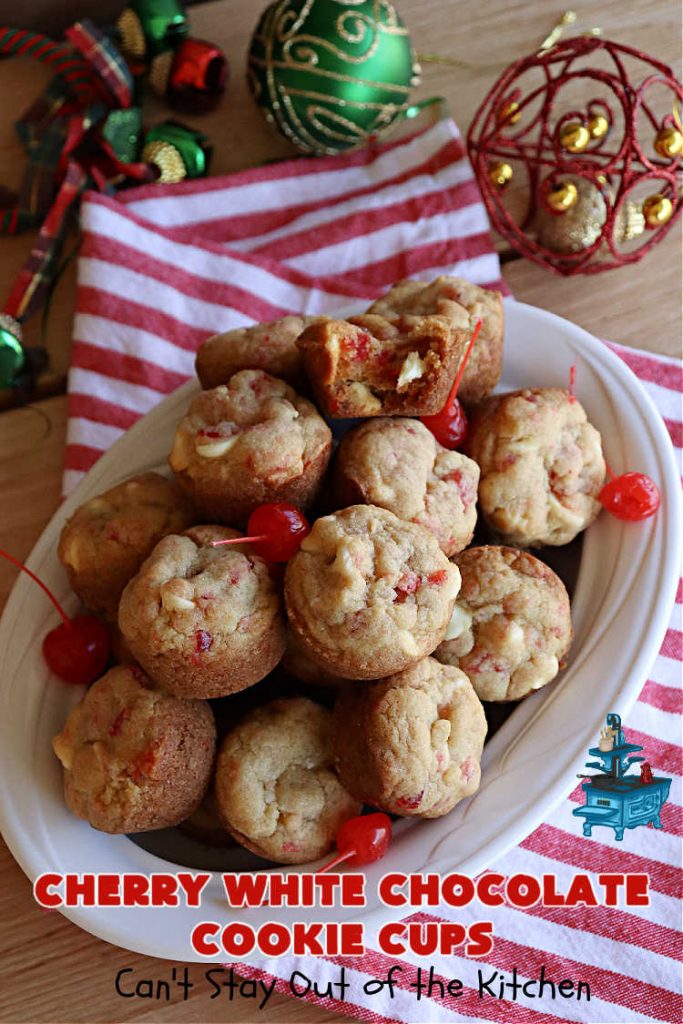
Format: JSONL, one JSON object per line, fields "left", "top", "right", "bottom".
{"left": 420, "top": 319, "right": 483, "bottom": 449}
{"left": 210, "top": 502, "right": 310, "bottom": 562}
{"left": 599, "top": 464, "right": 661, "bottom": 522}
{"left": 315, "top": 813, "right": 392, "bottom": 875}
{"left": 568, "top": 365, "right": 660, "bottom": 522}
{"left": 0, "top": 548, "right": 110, "bottom": 685}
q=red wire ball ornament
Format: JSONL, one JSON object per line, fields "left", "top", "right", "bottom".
{"left": 467, "top": 35, "right": 683, "bottom": 275}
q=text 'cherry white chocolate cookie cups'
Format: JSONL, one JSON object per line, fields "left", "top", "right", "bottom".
{"left": 168, "top": 370, "right": 332, "bottom": 528}
{"left": 284, "top": 504, "right": 461, "bottom": 680}
{"left": 214, "top": 697, "right": 361, "bottom": 864}
{"left": 118, "top": 526, "right": 286, "bottom": 699}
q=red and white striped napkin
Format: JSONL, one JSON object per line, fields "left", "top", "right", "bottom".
{"left": 66, "top": 116, "right": 682, "bottom": 1024}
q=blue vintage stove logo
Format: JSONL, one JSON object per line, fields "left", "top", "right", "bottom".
{"left": 573, "top": 713, "right": 671, "bottom": 841}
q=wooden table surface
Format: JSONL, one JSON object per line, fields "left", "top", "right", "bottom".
{"left": 0, "top": 1, "right": 680, "bottom": 1021}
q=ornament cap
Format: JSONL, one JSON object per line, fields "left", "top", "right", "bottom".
{"left": 654, "top": 126, "right": 683, "bottom": 159}
{"left": 489, "top": 161, "right": 513, "bottom": 188}
{"left": 559, "top": 121, "right": 591, "bottom": 153}
{"left": 545, "top": 180, "right": 579, "bottom": 212}
{"left": 642, "top": 193, "right": 674, "bottom": 228}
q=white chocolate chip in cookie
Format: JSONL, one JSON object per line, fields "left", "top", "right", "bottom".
{"left": 397, "top": 350, "right": 426, "bottom": 389}
{"left": 195, "top": 435, "right": 239, "bottom": 459}
{"left": 160, "top": 578, "right": 196, "bottom": 612}
{"left": 443, "top": 602, "right": 472, "bottom": 641}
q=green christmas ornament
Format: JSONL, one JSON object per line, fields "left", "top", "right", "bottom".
{"left": 247, "top": 0, "right": 421, "bottom": 155}
{"left": 142, "top": 121, "right": 211, "bottom": 182}
{"left": 0, "top": 315, "right": 25, "bottom": 390}
{"left": 117, "top": 0, "right": 188, "bottom": 60}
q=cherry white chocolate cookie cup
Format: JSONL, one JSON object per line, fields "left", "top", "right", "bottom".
{"left": 333, "top": 657, "right": 487, "bottom": 818}
{"left": 57, "top": 472, "right": 193, "bottom": 621}
{"left": 195, "top": 315, "right": 321, "bottom": 391}
{"left": 468, "top": 387, "right": 606, "bottom": 547}
{"left": 284, "top": 505, "right": 461, "bottom": 680}
{"left": 118, "top": 527, "right": 286, "bottom": 699}
{"left": 52, "top": 664, "right": 216, "bottom": 834}
{"left": 214, "top": 697, "right": 361, "bottom": 864}
{"left": 436, "top": 545, "right": 573, "bottom": 702}
{"left": 169, "top": 370, "right": 332, "bottom": 528}
{"left": 332, "top": 417, "right": 479, "bottom": 556}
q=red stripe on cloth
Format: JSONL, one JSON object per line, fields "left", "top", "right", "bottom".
{"left": 410, "top": 911, "right": 681, "bottom": 1023}
{"left": 522, "top": 899, "right": 683, "bottom": 961}
{"left": 624, "top": 728, "right": 682, "bottom": 776}
{"left": 76, "top": 286, "right": 212, "bottom": 352}
{"left": 84, "top": 192, "right": 382, "bottom": 302}
{"left": 165, "top": 137, "right": 467, "bottom": 246}
{"left": 334, "top": 234, "right": 497, "bottom": 291}
{"left": 663, "top": 417, "right": 683, "bottom": 449}
{"left": 612, "top": 348, "right": 683, "bottom": 392}
{"left": 640, "top": 679, "right": 683, "bottom": 714}
{"left": 246, "top": 179, "right": 484, "bottom": 262}
{"left": 64, "top": 444, "right": 108, "bottom": 473}
{"left": 67, "top": 393, "right": 139, "bottom": 431}
{"left": 80, "top": 234, "right": 294, "bottom": 325}
{"left": 119, "top": 122, "right": 458, "bottom": 205}
{"left": 675, "top": 579, "right": 683, "bottom": 604}
{"left": 329, "top": 947, "right": 577, "bottom": 1024}
{"left": 521, "top": 824, "right": 682, "bottom": 898}
{"left": 71, "top": 340, "right": 186, "bottom": 394}
{"left": 659, "top": 628, "right": 683, "bottom": 661}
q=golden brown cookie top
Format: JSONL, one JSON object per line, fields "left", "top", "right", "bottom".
{"left": 436, "top": 545, "right": 573, "bottom": 702}
{"left": 334, "top": 417, "right": 479, "bottom": 555}
{"left": 214, "top": 697, "right": 360, "bottom": 864}
{"left": 468, "top": 387, "right": 605, "bottom": 546}
{"left": 169, "top": 370, "right": 331, "bottom": 487}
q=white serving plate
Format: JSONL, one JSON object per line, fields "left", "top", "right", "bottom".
{"left": 0, "top": 299, "right": 679, "bottom": 961}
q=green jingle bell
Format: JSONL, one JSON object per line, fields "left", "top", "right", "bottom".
{"left": 142, "top": 121, "right": 212, "bottom": 183}
{"left": 0, "top": 315, "right": 25, "bottom": 390}
{"left": 118, "top": 0, "right": 188, "bottom": 59}
{"left": 247, "top": 0, "right": 420, "bottom": 155}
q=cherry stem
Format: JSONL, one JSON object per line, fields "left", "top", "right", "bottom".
{"left": 210, "top": 534, "right": 269, "bottom": 548}
{"left": 0, "top": 547, "right": 70, "bottom": 626}
{"left": 444, "top": 318, "right": 482, "bottom": 409}
{"left": 569, "top": 364, "right": 576, "bottom": 402}
{"left": 315, "top": 848, "right": 356, "bottom": 875}
{"left": 604, "top": 461, "right": 616, "bottom": 481}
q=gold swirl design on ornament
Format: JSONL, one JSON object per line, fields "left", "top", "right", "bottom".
{"left": 250, "top": 52, "right": 412, "bottom": 94}
{"left": 284, "top": 84, "right": 407, "bottom": 112}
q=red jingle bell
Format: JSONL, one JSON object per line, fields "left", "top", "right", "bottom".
{"left": 150, "top": 37, "right": 227, "bottom": 113}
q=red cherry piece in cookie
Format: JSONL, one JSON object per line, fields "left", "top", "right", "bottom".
{"left": 421, "top": 319, "right": 482, "bottom": 450}
{"left": 0, "top": 547, "right": 110, "bottom": 686}
{"left": 599, "top": 472, "right": 661, "bottom": 521}
{"left": 42, "top": 615, "right": 110, "bottom": 686}
{"left": 211, "top": 503, "right": 310, "bottom": 562}
{"left": 316, "top": 813, "right": 393, "bottom": 874}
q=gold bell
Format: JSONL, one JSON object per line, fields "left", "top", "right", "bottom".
{"left": 545, "top": 181, "right": 579, "bottom": 212}
{"left": 142, "top": 140, "right": 187, "bottom": 184}
{"left": 642, "top": 194, "right": 674, "bottom": 228}
{"left": 117, "top": 7, "right": 146, "bottom": 58}
{"left": 489, "top": 161, "right": 513, "bottom": 188}
{"left": 559, "top": 122, "right": 591, "bottom": 153}
{"left": 654, "top": 127, "right": 683, "bottom": 159}
{"left": 587, "top": 114, "right": 609, "bottom": 140}
{"left": 498, "top": 101, "right": 521, "bottom": 126}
